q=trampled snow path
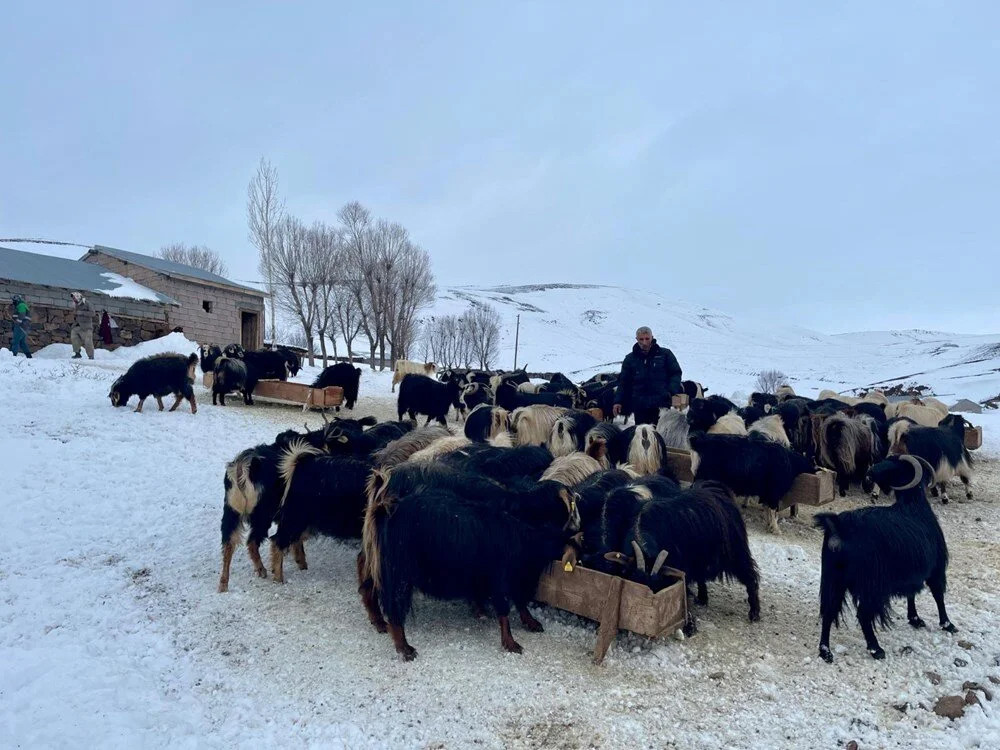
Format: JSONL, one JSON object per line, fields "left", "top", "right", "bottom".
{"left": 2, "top": 340, "right": 999, "bottom": 748}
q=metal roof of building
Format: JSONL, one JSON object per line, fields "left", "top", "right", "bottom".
{"left": 0, "top": 245, "right": 178, "bottom": 305}
{"left": 87, "top": 245, "right": 265, "bottom": 296}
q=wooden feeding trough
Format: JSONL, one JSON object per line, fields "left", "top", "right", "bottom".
{"left": 664, "top": 448, "right": 837, "bottom": 510}
{"left": 671, "top": 393, "right": 689, "bottom": 410}
{"left": 965, "top": 425, "right": 983, "bottom": 451}
{"left": 201, "top": 372, "right": 344, "bottom": 410}
{"left": 534, "top": 561, "right": 688, "bottom": 665}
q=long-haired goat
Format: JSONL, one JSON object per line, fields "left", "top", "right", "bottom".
{"left": 211, "top": 356, "right": 248, "bottom": 406}
{"left": 605, "top": 479, "right": 761, "bottom": 622}
{"left": 109, "top": 353, "right": 198, "bottom": 414}
{"left": 689, "top": 432, "right": 815, "bottom": 534}
{"left": 268, "top": 443, "right": 370, "bottom": 583}
{"left": 815, "top": 454, "right": 957, "bottom": 662}
{"left": 511, "top": 404, "right": 567, "bottom": 446}
{"left": 816, "top": 413, "right": 877, "bottom": 498}
{"left": 361, "top": 473, "right": 577, "bottom": 659}
{"left": 391, "top": 360, "right": 437, "bottom": 392}
{"left": 655, "top": 408, "right": 690, "bottom": 450}
{"left": 372, "top": 425, "right": 452, "bottom": 468}
{"left": 397, "top": 373, "right": 461, "bottom": 426}
{"left": 312, "top": 362, "right": 362, "bottom": 410}
{"left": 548, "top": 411, "right": 598, "bottom": 457}
{"left": 893, "top": 414, "right": 973, "bottom": 503}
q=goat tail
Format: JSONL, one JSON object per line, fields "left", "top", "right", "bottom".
{"left": 224, "top": 451, "right": 259, "bottom": 516}
{"left": 277, "top": 440, "right": 325, "bottom": 507}
{"left": 361, "top": 468, "right": 395, "bottom": 591}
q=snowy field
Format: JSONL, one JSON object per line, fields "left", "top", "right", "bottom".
{"left": 2, "top": 333, "right": 1000, "bottom": 748}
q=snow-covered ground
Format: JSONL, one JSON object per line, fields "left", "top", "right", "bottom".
{"left": 2, "top": 332, "right": 999, "bottom": 748}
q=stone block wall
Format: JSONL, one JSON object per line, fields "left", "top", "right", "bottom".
{"left": 0, "top": 280, "right": 170, "bottom": 352}
{"left": 83, "top": 252, "right": 266, "bottom": 348}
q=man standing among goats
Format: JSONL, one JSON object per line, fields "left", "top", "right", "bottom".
{"left": 70, "top": 291, "right": 95, "bottom": 360}
{"left": 612, "top": 326, "right": 683, "bottom": 425}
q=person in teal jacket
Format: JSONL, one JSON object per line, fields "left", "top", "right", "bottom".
{"left": 10, "top": 295, "right": 32, "bottom": 357}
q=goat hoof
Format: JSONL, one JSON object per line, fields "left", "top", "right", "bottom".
{"left": 217, "top": 581, "right": 229, "bottom": 593}
{"left": 696, "top": 595, "right": 708, "bottom": 606}
{"left": 373, "top": 621, "right": 388, "bottom": 634}
{"left": 941, "top": 622, "right": 958, "bottom": 634}
{"left": 941, "top": 497, "right": 950, "bottom": 505}
{"left": 838, "top": 489, "right": 847, "bottom": 498}
{"left": 908, "top": 617, "right": 927, "bottom": 629}
{"left": 254, "top": 568, "right": 267, "bottom": 579}
{"left": 398, "top": 645, "right": 417, "bottom": 661}
{"left": 502, "top": 639, "right": 524, "bottom": 654}
{"left": 748, "top": 609, "right": 761, "bottom": 623}
{"left": 520, "top": 615, "right": 544, "bottom": 633}
{"left": 819, "top": 646, "right": 834, "bottom": 664}
{"left": 868, "top": 646, "right": 886, "bottom": 660}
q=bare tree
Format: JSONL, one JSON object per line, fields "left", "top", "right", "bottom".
{"left": 338, "top": 202, "right": 380, "bottom": 369}
{"left": 311, "top": 223, "right": 343, "bottom": 368}
{"left": 385, "top": 240, "right": 436, "bottom": 365}
{"left": 159, "top": 243, "right": 229, "bottom": 276}
{"left": 247, "top": 157, "right": 285, "bottom": 343}
{"left": 754, "top": 369, "right": 788, "bottom": 394}
{"left": 465, "top": 303, "right": 502, "bottom": 369}
{"left": 270, "top": 216, "right": 324, "bottom": 366}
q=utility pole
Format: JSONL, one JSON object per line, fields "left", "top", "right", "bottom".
{"left": 513, "top": 314, "right": 520, "bottom": 370}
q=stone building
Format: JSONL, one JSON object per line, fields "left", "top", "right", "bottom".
{"left": 1, "top": 245, "right": 178, "bottom": 351}
{"left": 82, "top": 245, "right": 266, "bottom": 349}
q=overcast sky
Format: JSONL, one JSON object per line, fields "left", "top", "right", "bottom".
{"left": 2, "top": 2, "right": 998, "bottom": 334}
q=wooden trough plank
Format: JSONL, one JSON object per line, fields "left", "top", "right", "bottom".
{"left": 663, "top": 448, "right": 837, "bottom": 508}
{"left": 534, "top": 562, "right": 688, "bottom": 664}
{"left": 965, "top": 425, "right": 983, "bottom": 451}
{"left": 201, "top": 372, "right": 343, "bottom": 408}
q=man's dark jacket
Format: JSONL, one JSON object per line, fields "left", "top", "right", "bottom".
{"left": 614, "top": 339, "right": 683, "bottom": 413}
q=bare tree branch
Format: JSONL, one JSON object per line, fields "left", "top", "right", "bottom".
{"left": 247, "top": 157, "right": 285, "bottom": 343}
{"left": 158, "top": 243, "right": 229, "bottom": 276}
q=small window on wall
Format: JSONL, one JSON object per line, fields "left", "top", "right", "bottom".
{"left": 203, "top": 300, "right": 213, "bottom": 313}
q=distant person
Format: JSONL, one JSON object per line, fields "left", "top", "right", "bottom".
{"left": 70, "top": 292, "right": 95, "bottom": 359}
{"left": 612, "top": 326, "right": 683, "bottom": 425}
{"left": 10, "top": 294, "right": 32, "bottom": 358}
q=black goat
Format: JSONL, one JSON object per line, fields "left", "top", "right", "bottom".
{"left": 312, "top": 362, "right": 362, "bottom": 410}
{"left": 268, "top": 443, "right": 371, "bottom": 583}
{"left": 397, "top": 373, "right": 460, "bottom": 426}
{"left": 439, "top": 443, "right": 554, "bottom": 486}
{"left": 326, "top": 420, "right": 410, "bottom": 458}
{"left": 894, "top": 414, "right": 974, "bottom": 502}
{"left": 689, "top": 432, "right": 815, "bottom": 533}
{"left": 815, "top": 454, "right": 957, "bottom": 662}
{"left": 464, "top": 404, "right": 510, "bottom": 442}
{"left": 199, "top": 343, "right": 223, "bottom": 373}
{"left": 223, "top": 343, "right": 245, "bottom": 358}
{"left": 212, "top": 356, "right": 248, "bottom": 406}
{"left": 748, "top": 392, "right": 777, "bottom": 411}
{"left": 460, "top": 382, "right": 494, "bottom": 413}
{"left": 686, "top": 396, "right": 739, "bottom": 432}
{"left": 606, "top": 479, "right": 761, "bottom": 621}
{"left": 275, "top": 347, "right": 301, "bottom": 376}
{"left": 681, "top": 380, "right": 706, "bottom": 400}
{"left": 360, "top": 476, "right": 575, "bottom": 659}
{"left": 218, "top": 442, "right": 286, "bottom": 592}
{"left": 109, "top": 353, "right": 198, "bottom": 413}
{"left": 495, "top": 382, "right": 573, "bottom": 411}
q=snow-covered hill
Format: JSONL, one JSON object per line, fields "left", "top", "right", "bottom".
{"left": 429, "top": 284, "right": 1000, "bottom": 404}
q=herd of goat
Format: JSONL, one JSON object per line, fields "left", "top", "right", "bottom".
{"left": 195, "top": 352, "right": 977, "bottom": 664}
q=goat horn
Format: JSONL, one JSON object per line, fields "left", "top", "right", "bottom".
{"left": 890, "top": 454, "right": 924, "bottom": 491}
{"left": 631, "top": 540, "right": 647, "bottom": 573}
{"left": 650, "top": 549, "right": 669, "bottom": 577}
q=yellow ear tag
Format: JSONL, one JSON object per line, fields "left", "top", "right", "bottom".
{"left": 563, "top": 561, "right": 574, "bottom": 572}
